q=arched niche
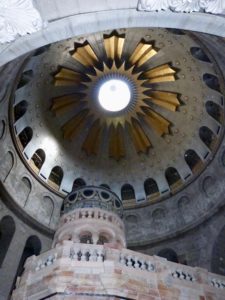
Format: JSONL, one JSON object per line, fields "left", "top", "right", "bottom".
{"left": 211, "top": 225, "right": 225, "bottom": 275}
{"left": 17, "top": 70, "right": 34, "bottom": 90}
{"left": 0, "top": 120, "right": 5, "bottom": 139}
{"left": 0, "top": 216, "right": 15, "bottom": 267}
{"left": 199, "top": 126, "right": 216, "bottom": 150}
{"left": 121, "top": 184, "right": 135, "bottom": 201}
{"left": 18, "top": 127, "right": 33, "bottom": 149}
{"left": 184, "top": 149, "right": 203, "bottom": 173}
{"left": 190, "top": 47, "right": 211, "bottom": 63}
{"left": 21, "top": 177, "right": 32, "bottom": 207}
{"left": 48, "top": 166, "right": 63, "bottom": 190}
{"left": 125, "top": 214, "right": 138, "bottom": 224}
{"left": 206, "top": 101, "right": 222, "bottom": 123}
{"left": 12, "top": 236, "right": 41, "bottom": 292}
{"left": 144, "top": 178, "right": 159, "bottom": 197}
{"left": 203, "top": 73, "right": 221, "bottom": 93}
{"left": 152, "top": 208, "right": 166, "bottom": 222}
{"left": 72, "top": 178, "right": 86, "bottom": 190}
{"left": 42, "top": 196, "right": 54, "bottom": 225}
{"left": 0, "top": 151, "right": 14, "bottom": 182}
{"left": 30, "top": 149, "right": 46, "bottom": 172}
{"left": 165, "top": 167, "right": 182, "bottom": 191}
{"left": 157, "top": 248, "right": 179, "bottom": 263}
{"left": 14, "top": 100, "right": 28, "bottom": 122}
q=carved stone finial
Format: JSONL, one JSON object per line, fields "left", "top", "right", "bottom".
{"left": 138, "top": 0, "right": 225, "bottom": 14}
{"left": 0, "top": 0, "right": 46, "bottom": 44}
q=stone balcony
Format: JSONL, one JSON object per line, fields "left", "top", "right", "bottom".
{"left": 12, "top": 241, "right": 225, "bottom": 300}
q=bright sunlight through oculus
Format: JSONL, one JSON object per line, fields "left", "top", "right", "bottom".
{"left": 98, "top": 79, "right": 131, "bottom": 112}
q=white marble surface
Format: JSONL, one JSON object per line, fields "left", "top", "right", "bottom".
{"left": 0, "top": 1, "right": 225, "bottom": 67}
{"left": 138, "top": 0, "right": 225, "bottom": 14}
{"left": 0, "top": 0, "right": 46, "bottom": 44}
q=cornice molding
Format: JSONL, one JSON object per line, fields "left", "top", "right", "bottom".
{"left": 0, "top": 0, "right": 46, "bottom": 44}
{"left": 138, "top": 0, "right": 225, "bottom": 14}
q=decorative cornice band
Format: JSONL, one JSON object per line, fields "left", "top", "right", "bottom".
{"left": 138, "top": 0, "right": 225, "bottom": 15}
{"left": 0, "top": 0, "right": 46, "bottom": 44}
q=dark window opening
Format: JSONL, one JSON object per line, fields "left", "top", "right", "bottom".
{"left": 31, "top": 149, "right": 45, "bottom": 170}
{"left": 144, "top": 178, "right": 159, "bottom": 196}
{"left": 72, "top": 178, "right": 86, "bottom": 190}
{"left": 14, "top": 100, "right": 28, "bottom": 122}
{"left": 203, "top": 73, "right": 221, "bottom": 92}
{"left": 190, "top": 47, "right": 211, "bottom": 63}
{"left": 199, "top": 126, "right": 216, "bottom": 150}
{"left": 121, "top": 184, "right": 135, "bottom": 201}
{"left": 18, "top": 127, "right": 33, "bottom": 149}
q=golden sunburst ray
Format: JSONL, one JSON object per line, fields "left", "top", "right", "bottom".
{"left": 51, "top": 94, "right": 86, "bottom": 115}
{"left": 82, "top": 119, "right": 103, "bottom": 155}
{"left": 104, "top": 32, "right": 125, "bottom": 61}
{"left": 51, "top": 31, "right": 181, "bottom": 160}
{"left": 129, "top": 40, "right": 157, "bottom": 68}
{"left": 71, "top": 42, "right": 99, "bottom": 67}
{"left": 108, "top": 124, "right": 125, "bottom": 160}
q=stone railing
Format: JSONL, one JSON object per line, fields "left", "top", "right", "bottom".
{"left": 171, "top": 268, "right": 196, "bottom": 282}
{"left": 120, "top": 248, "right": 155, "bottom": 272}
{"left": 23, "top": 242, "right": 225, "bottom": 293}
{"left": 70, "top": 244, "right": 105, "bottom": 262}
{"left": 13, "top": 241, "right": 225, "bottom": 300}
{"left": 60, "top": 208, "right": 124, "bottom": 231}
{"left": 210, "top": 277, "right": 225, "bottom": 289}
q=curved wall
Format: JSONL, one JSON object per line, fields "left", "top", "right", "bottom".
{"left": 0, "top": 1, "right": 225, "bottom": 67}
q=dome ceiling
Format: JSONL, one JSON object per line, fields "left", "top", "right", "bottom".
{"left": 10, "top": 28, "right": 224, "bottom": 208}
{"left": 52, "top": 32, "right": 180, "bottom": 160}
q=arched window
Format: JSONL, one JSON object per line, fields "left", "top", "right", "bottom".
{"left": 190, "top": 47, "right": 211, "bottom": 63}
{"left": 157, "top": 248, "right": 179, "bottom": 263}
{"left": 165, "top": 167, "right": 182, "bottom": 189}
{"left": 12, "top": 236, "right": 41, "bottom": 292}
{"left": 17, "top": 70, "right": 33, "bottom": 89}
{"left": 30, "top": 149, "right": 45, "bottom": 171}
{"left": 48, "top": 166, "right": 63, "bottom": 189}
{"left": 199, "top": 126, "right": 216, "bottom": 150}
{"left": 144, "top": 178, "right": 159, "bottom": 196}
{"left": 18, "top": 127, "right": 33, "bottom": 149}
{"left": 203, "top": 73, "right": 220, "bottom": 92}
{"left": 184, "top": 149, "right": 202, "bottom": 172}
{"left": 97, "top": 235, "right": 109, "bottom": 245}
{"left": 206, "top": 101, "right": 222, "bottom": 123}
{"left": 100, "top": 184, "right": 110, "bottom": 190}
{"left": 0, "top": 216, "right": 15, "bottom": 267}
{"left": 121, "top": 184, "right": 135, "bottom": 201}
{"left": 72, "top": 178, "right": 86, "bottom": 190}
{"left": 14, "top": 100, "right": 28, "bottom": 122}
{"left": 80, "top": 232, "right": 93, "bottom": 244}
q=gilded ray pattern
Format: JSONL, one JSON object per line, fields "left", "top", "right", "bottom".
{"left": 51, "top": 32, "right": 180, "bottom": 160}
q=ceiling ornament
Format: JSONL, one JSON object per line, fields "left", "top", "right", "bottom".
{"left": 138, "top": 0, "right": 225, "bottom": 14}
{"left": 0, "top": 0, "right": 45, "bottom": 44}
{"left": 51, "top": 32, "right": 180, "bottom": 161}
